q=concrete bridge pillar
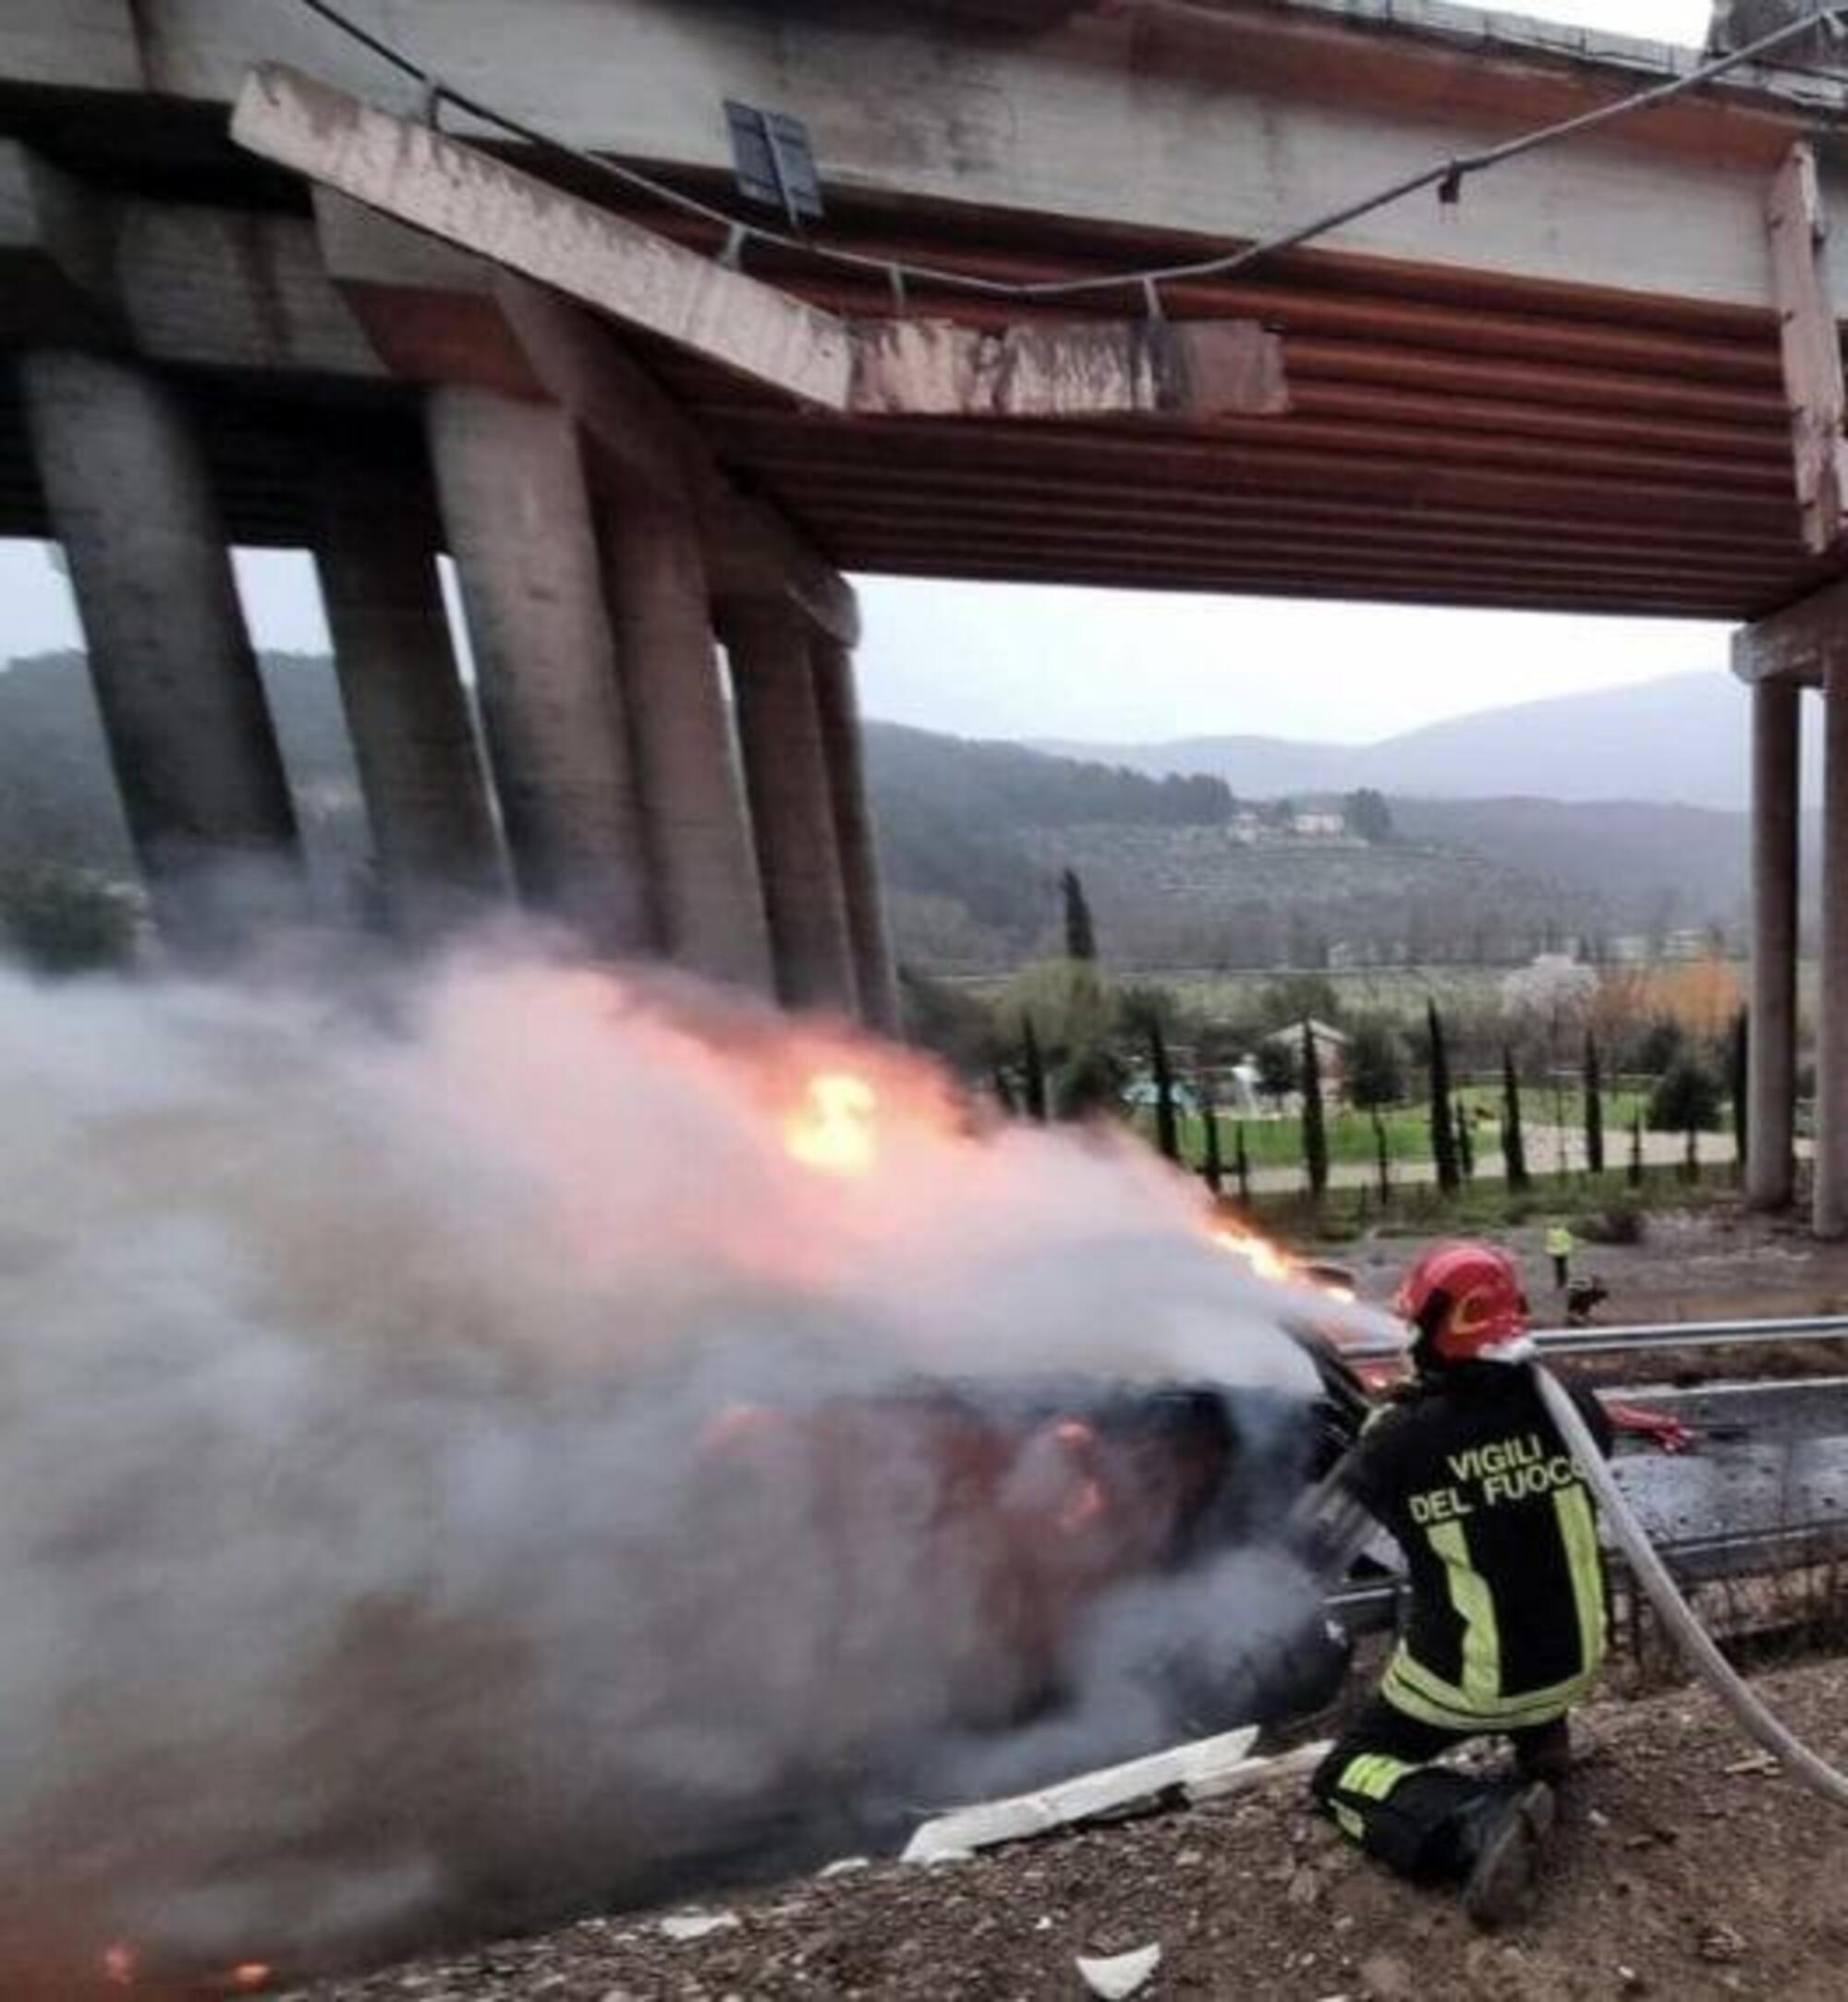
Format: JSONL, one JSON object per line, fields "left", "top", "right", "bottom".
{"left": 720, "top": 597, "right": 858, "bottom": 1017}
{"left": 1819, "top": 665, "right": 1848, "bottom": 1238}
{"left": 18, "top": 349, "right": 303, "bottom": 952}
{"left": 427, "top": 386, "right": 655, "bottom": 957}
{"left": 1747, "top": 676, "right": 1802, "bottom": 1211}
{"left": 313, "top": 438, "right": 505, "bottom": 941}
{"left": 809, "top": 637, "right": 902, "bottom": 1037}
{"left": 599, "top": 492, "right": 773, "bottom": 993}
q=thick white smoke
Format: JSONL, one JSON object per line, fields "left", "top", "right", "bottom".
{"left": 0, "top": 945, "right": 1333, "bottom": 1989}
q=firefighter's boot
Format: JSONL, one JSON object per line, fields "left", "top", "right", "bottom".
{"left": 1514, "top": 1717, "right": 1574, "bottom": 1787}
{"left": 1459, "top": 1781, "right": 1556, "bottom": 1931}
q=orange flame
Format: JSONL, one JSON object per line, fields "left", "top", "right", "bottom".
{"left": 227, "top": 1965, "right": 273, "bottom": 1992}
{"left": 1211, "top": 1223, "right": 1296, "bottom": 1286}
{"left": 784, "top": 1072, "right": 879, "bottom": 1179}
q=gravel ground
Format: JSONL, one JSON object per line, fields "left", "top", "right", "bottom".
{"left": 295, "top": 1658, "right": 1848, "bottom": 2002}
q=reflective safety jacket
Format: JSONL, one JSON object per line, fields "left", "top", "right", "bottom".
{"left": 1339, "top": 1363, "right": 1612, "bottom": 1732}
{"left": 1545, "top": 1226, "right": 1574, "bottom": 1259}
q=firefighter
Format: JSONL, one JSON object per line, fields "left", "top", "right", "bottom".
{"left": 1309, "top": 1241, "right": 1611, "bottom": 1929}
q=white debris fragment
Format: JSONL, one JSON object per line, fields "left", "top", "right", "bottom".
{"left": 903, "top": 1726, "right": 1261, "bottom": 1862}
{"left": 659, "top": 1910, "right": 740, "bottom": 1943}
{"left": 819, "top": 1856, "right": 871, "bottom": 1877}
{"left": 1076, "top": 1942, "right": 1162, "bottom": 1999}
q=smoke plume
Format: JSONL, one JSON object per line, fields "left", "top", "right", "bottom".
{"left": 0, "top": 943, "right": 1332, "bottom": 1988}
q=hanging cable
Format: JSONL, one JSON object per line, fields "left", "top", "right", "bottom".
{"left": 287, "top": 0, "right": 1846, "bottom": 306}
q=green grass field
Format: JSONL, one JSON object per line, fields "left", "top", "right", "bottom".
{"left": 1146, "top": 1086, "right": 1655, "bottom": 1171}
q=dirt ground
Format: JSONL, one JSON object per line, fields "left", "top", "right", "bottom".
{"left": 297, "top": 1657, "right": 1848, "bottom": 2002}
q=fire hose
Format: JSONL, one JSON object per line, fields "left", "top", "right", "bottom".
{"left": 1532, "top": 1365, "right": 1848, "bottom": 1813}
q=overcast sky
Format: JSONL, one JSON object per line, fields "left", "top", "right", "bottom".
{"left": 0, "top": 0, "right": 1732, "bottom": 750}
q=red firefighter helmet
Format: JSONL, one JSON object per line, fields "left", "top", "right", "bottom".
{"left": 1394, "top": 1241, "right": 1530, "bottom": 1365}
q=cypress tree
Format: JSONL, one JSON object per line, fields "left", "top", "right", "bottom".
{"left": 1150, "top": 1018, "right": 1180, "bottom": 1165}
{"left": 1428, "top": 1001, "right": 1459, "bottom": 1194}
{"left": 1373, "top": 1111, "right": 1392, "bottom": 1204}
{"left": 1502, "top": 1046, "right": 1531, "bottom": 1192}
{"left": 1454, "top": 1099, "right": 1476, "bottom": 1183}
{"left": 1302, "top": 1020, "right": 1330, "bottom": 1199}
{"left": 1731, "top": 1008, "right": 1750, "bottom": 1177}
{"left": 1684, "top": 1122, "right": 1700, "bottom": 1185}
{"left": 1584, "top": 1031, "right": 1606, "bottom": 1178}
{"left": 1629, "top": 1112, "right": 1646, "bottom": 1189}
{"left": 1234, "top": 1123, "right": 1253, "bottom": 1207}
{"left": 1021, "top": 1015, "right": 1048, "bottom": 1123}
{"left": 1062, "top": 867, "right": 1099, "bottom": 964}
{"left": 1198, "top": 1077, "right": 1225, "bottom": 1195}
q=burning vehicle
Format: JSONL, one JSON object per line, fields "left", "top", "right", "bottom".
{"left": 680, "top": 1195, "right": 1402, "bottom": 1777}
{"left": 0, "top": 962, "right": 1419, "bottom": 1993}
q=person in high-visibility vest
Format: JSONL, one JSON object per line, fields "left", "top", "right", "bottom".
{"left": 1309, "top": 1241, "right": 1611, "bottom": 1929}
{"left": 1545, "top": 1223, "right": 1574, "bottom": 1292}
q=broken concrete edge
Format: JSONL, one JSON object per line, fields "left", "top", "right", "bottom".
{"left": 845, "top": 316, "right": 1291, "bottom": 419}
{"left": 899, "top": 1729, "right": 1332, "bottom": 1865}
{"left": 241, "top": 66, "right": 1288, "bottom": 431}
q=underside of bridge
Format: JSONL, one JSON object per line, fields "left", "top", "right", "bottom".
{"left": 6, "top": 0, "right": 1848, "bottom": 1146}
{"left": 6, "top": 0, "right": 1848, "bottom": 617}
{"left": 639, "top": 218, "right": 1819, "bottom": 622}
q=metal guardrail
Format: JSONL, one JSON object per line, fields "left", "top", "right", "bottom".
{"left": 1339, "top": 1314, "right": 1848, "bottom": 1365}
{"left": 1534, "top": 1315, "right": 1848, "bottom": 1357}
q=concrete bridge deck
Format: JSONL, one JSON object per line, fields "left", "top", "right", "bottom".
{"left": 6, "top": 0, "right": 1848, "bottom": 615}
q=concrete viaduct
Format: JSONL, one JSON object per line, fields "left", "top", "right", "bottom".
{"left": 6, "top": 0, "right": 1848, "bottom": 1217}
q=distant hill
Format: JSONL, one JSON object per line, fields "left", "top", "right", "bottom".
{"left": 0, "top": 654, "right": 1758, "bottom": 977}
{"left": 1033, "top": 672, "right": 1781, "bottom": 811}
{"left": 0, "top": 650, "right": 365, "bottom": 889}
{"left": 862, "top": 721, "right": 1756, "bottom": 974}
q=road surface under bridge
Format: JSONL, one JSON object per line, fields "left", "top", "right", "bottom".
{"left": 3, "top": 0, "right": 1847, "bottom": 1217}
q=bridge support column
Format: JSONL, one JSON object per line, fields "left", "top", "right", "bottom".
{"left": 810, "top": 637, "right": 901, "bottom": 1037}
{"left": 18, "top": 349, "right": 302, "bottom": 952}
{"left": 1820, "top": 666, "right": 1848, "bottom": 1238}
{"left": 1748, "top": 677, "right": 1802, "bottom": 1210}
{"left": 427, "top": 387, "right": 655, "bottom": 957}
{"left": 313, "top": 439, "right": 505, "bottom": 941}
{"left": 720, "top": 597, "right": 858, "bottom": 1016}
{"left": 600, "top": 493, "right": 772, "bottom": 993}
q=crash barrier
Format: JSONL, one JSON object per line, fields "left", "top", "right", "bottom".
{"left": 1340, "top": 1313, "right": 1848, "bottom": 1369}
{"left": 1536, "top": 1315, "right": 1848, "bottom": 1358}
{"left": 1534, "top": 1365, "right": 1848, "bottom": 1814}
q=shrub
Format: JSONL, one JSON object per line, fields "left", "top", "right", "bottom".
{"left": 1347, "top": 1013, "right": 1405, "bottom": 1110}
{"left": 0, "top": 862, "right": 136, "bottom": 977}
{"left": 1648, "top": 1058, "right": 1723, "bottom": 1134}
